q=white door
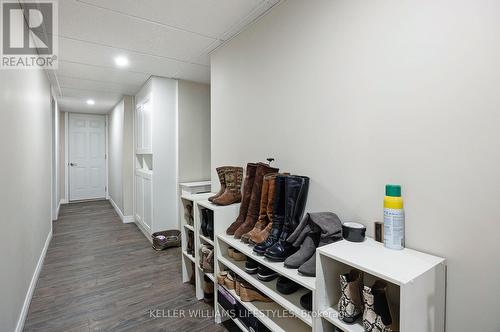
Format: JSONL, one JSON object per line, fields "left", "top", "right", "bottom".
{"left": 69, "top": 113, "right": 106, "bottom": 201}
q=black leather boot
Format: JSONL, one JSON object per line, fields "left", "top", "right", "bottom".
{"left": 264, "top": 175, "right": 309, "bottom": 261}
{"left": 253, "top": 175, "right": 287, "bottom": 255}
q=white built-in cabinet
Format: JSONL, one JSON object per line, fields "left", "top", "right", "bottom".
{"left": 134, "top": 77, "right": 211, "bottom": 240}
{"left": 135, "top": 97, "right": 152, "bottom": 154}
{"left": 135, "top": 169, "right": 152, "bottom": 232}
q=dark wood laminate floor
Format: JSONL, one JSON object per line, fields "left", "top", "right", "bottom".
{"left": 24, "top": 201, "right": 229, "bottom": 332}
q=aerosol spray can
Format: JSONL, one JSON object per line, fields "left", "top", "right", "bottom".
{"left": 383, "top": 184, "right": 405, "bottom": 250}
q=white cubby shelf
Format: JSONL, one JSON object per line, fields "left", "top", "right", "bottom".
{"left": 195, "top": 200, "right": 241, "bottom": 303}
{"left": 179, "top": 192, "right": 213, "bottom": 290}
{"left": 316, "top": 238, "right": 446, "bottom": 332}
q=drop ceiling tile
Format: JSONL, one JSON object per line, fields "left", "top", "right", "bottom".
{"left": 59, "top": 87, "right": 122, "bottom": 113}
{"left": 58, "top": 37, "right": 183, "bottom": 78}
{"left": 59, "top": 0, "right": 216, "bottom": 62}
{"left": 56, "top": 60, "right": 150, "bottom": 86}
{"left": 58, "top": 75, "right": 139, "bottom": 95}
{"left": 75, "top": 0, "right": 264, "bottom": 39}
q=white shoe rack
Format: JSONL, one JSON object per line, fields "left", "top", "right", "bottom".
{"left": 180, "top": 193, "right": 212, "bottom": 287}
{"left": 183, "top": 198, "right": 446, "bottom": 332}
{"left": 193, "top": 200, "right": 240, "bottom": 301}
{"left": 315, "top": 238, "right": 446, "bottom": 332}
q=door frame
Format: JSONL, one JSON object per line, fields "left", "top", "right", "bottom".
{"left": 64, "top": 112, "right": 109, "bottom": 202}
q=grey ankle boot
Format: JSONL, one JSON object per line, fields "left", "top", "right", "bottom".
{"left": 297, "top": 212, "right": 342, "bottom": 276}
{"left": 284, "top": 230, "right": 320, "bottom": 268}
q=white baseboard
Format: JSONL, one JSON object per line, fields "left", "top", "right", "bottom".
{"left": 108, "top": 197, "right": 134, "bottom": 224}
{"left": 134, "top": 220, "right": 153, "bottom": 243}
{"left": 123, "top": 216, "right": 135, "bottom": 223}
{"left": 109, "top": 197, "right": 124, "bottom": 219}
{"left": 15, "top": 229, "right": 52, "bottom": 332}
{"left": 55, "top": 198, "right": 67, "bottom": 220}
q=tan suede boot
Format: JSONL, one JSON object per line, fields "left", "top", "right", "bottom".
{"left": 213, "top": 167, "right": 243, "bottom": 206}
{"left": 208, "top": 166, "right": 231, "bottom": 202}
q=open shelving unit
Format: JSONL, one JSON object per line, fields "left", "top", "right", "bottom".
{"left": 195, "top": 200, "right": 240, "bottom": 302}
{"left": 180, "top": 192, "right": 212, "bottom": 286}
{"left": 179, "top": 187, "right": 447, "bottom": 332}
{"left": 315, "top": 238, "right": 446, "bottom": 332}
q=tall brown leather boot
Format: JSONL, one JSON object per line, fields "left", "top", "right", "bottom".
{"left": 234, "top": 163, "right": 279, "bottom": 239}
{"left": 249, "top": 213, "right": 272, "bottom": 244}
{"left": 249, "top": 172, "right": 283, "bottom": 244}
{"left": 208, "top": 166, "right": 231, "bottom": 202}
{"left": 213, "top": 167, "right": 243, "bottom": 206}
{"left": 241, "top": 173, "right": 277, "bottom": 243}
{"left": 226, "top": 163, "right": 257, "bottom": 235}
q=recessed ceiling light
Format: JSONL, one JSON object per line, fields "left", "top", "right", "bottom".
{"left": 86, "top": 99, "right": 95, "bottom": 105}
{"left": 114, "top": 56, "right": 129, "bottom": 67}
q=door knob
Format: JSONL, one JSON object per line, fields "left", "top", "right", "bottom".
{"left": 70, "top": 162, "right": 78, "bottom": 166}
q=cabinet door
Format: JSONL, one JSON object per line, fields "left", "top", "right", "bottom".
{"left": 143, "top": 175, "right": 152, "bottom": 231}
{"left": 142, "top": 98, "right": 152, "bottom": 151}
{"left": 135, "top": 105, "right": 143, "bottom": 151}
{"left": 135, "top": 173, "right": 143, "bottom": 223}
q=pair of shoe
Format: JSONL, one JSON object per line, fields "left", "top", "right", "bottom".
{"left": 184, "top": 203, "right": 193, "bottom": 225}
{"left": 217, "top": 270, "right": 273, "bottom": 303}
{"left": 338, "top": 269, "right": 399, "bottom": 331}
{"left": 244, "top": 258, "right": 279, "bottom": 281}
{"left": 218, "top": 271, "right": 241, "bottom": 295}
{"left": 226, "top": 163, "right": 280, "bottom": 237}
{"left": 200, "top": 244, "right": 214, "bottom": 273}
{"left": 240, "top": 173, "right": 281, "bottom": 243}
{"left": 203, "top": 275, "right": 214, "bottom": 303}
{"left": 284, "top": 212, "right": 342, "bottom": 277}
{"left": 253, "top": 175, "right": 310, "bottom": 262}
{"left": 227, "top": 247, "right": 245, "bottom": 261}
{"left": 209, "top": 166, "right": 243, "bottom": 205}
{"left": 276, "top": 276, "right": 302, "bottom": 295}
{"left": 200, "top": 208, "right": 214, "bottom": 239}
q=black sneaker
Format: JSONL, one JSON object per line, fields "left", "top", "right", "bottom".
{"left": 245, "top": 258, "right": 258, "bottom": 274}
{"left": 276, "top": 276, "right": 301, "bottom": 294}
{"left": 257, "top": 265, "right": 278, "bottom": 281}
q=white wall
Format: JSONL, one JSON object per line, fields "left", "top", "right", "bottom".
{"left": 122, "top": 96, "right": 134, "bottom": 216}
{"left": 151, "top": 77, "right": 178, "bottom": 232}
{"left": 109, "top": 99, "right": 124, "bottom": 211}
{"left": 211, "top": 1, "right": 500, "bottom": 331}
{"left": 178, "top": 80, "right": 211, "bottom": 182}
{"left": 0, "top": 69, "right": 52, "bottom": 331}
{"left": 108, "top": 96, "right": 134, "bottom": 217}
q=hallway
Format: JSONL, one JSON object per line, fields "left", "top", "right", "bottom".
{"left": 23, "top": 201, "right": 225, "bottom": 332}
